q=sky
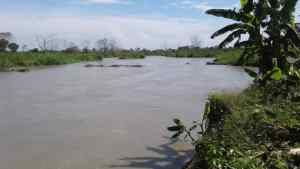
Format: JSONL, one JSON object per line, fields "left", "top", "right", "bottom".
{"left": 0, "top": 0, "right": 300, "bottom": 49}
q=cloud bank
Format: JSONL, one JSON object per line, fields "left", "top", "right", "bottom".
{"left": 0, "top": 13, "right": 221, "bottom": 49}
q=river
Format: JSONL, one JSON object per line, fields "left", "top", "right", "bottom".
{"left": 0, "top": 57, "right": 251, "bottom": 169}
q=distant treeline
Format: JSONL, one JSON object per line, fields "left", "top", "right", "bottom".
{"left": 0, "top": 32, "right": 251, "bottom": 70}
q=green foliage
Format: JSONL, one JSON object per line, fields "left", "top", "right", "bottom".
{"left": 207, "top": 0, "right": 300, "bottom": 80}
{"left": 169, "top": 86, "right": 300, "bottom": 169}
{"left": 0, "top": 39, "right": 9, "bottom": 52}
{"left": 0, "top": 50, "right": 148, "bottom": 70}
{"left": 8, "top": 43, "right": 19, "bottom": 52}
{"left": 0, "top": 52, "right": 99, "bottom": 70}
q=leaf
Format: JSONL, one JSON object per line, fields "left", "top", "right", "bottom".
{"left": 234, "top": 40, "right": 254, "bottom": 48}
{"left": 206, "top": 9, "right": 241, "bottom": 21}
{"left": 171, "top": 132, "right": 181, "bottom": 139}
{"left": 283, "top": 24, "right": 300, "bottom": 47}
{"left": 244, "top": 68, "right": 258, "bottom": 78}
{"left": 254, "top": 0, "right": 268, "bottom": 21}
{"left": 242, "top": 0, "right": 254, "bottom": 13}
{"left": 211, "top": 23, "right": 250, "bottom": 39}
{"left": 280, "top": 0, "right": 297, "bottom": 25}
{"left": 268, "top": 0, "right": 279, "bottom": 8}
{"left": 270, "top": 67, "right": 282, "bottom": 81}
{"left": 167, "top": 126, "right": 183, "bottom": 132}
{"left": 219, "top": 29, "right": 247, "bottom": 48}
{"left": 173, "top": 118, "right": 181, "bottom": 125}
{"left": 263, "top": 67, "right": 282, "bottom": 82}
{"left": 240, "top": 0, "right": 248, "bottom": 8}
{"left": 206, "top": 9, "right": 253, "bottom": 23}
{"left": 203, "top": 102, "right": 211, "bottom": 119}
{"left": 189, "top": 125, "right": 198, "bottom": 131}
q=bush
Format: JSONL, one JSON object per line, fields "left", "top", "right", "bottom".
{"left": 169, "top": 85, "right": 300, "bottom": 169}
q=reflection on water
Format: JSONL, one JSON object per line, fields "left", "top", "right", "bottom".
{"left": 0, "top": 57, "right": 251, "bottom": 169}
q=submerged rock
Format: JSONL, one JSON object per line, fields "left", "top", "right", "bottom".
{"left": 206, "top": 59, "right": 220, "bottom": 65}
{"left": 16, "top": 68, "right": 30, "bottom": 72}
{"left": 206, "top": 61, "right": 216, "bottom": 65}
{"left": 8, "top": 67, "right": 30, "bottom": 72}
{"left": 85, "top": 64, "right": 104, "bottom": 68}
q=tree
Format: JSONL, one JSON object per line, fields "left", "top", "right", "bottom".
{"left": 81, "top": 40, "right": 91, "bottom": 53}
{"left": 190, "top": 35, "right": 202, "bottom": 48}
{"left": 206, "top": 0, "right": 300, "bottom": 76}
{"left": 8, "top": 43, "right": 19, "bottom": 52}
{"left": 0, "top": 39, "right": 9, "bottom": 52}
{"left": 108, "top": 38, "right": 118, "bottom": 52}
{"left": 35, "top": 34, "right": 59, "bottom": 52}
{"left": 96, "top": 38, "right": 109, "bottom": 52}
{"left": 22, "top": 45, "right": 28, "bottom": 52}
{"left": 0, "top": 32, "right": 13, "bottom": 41}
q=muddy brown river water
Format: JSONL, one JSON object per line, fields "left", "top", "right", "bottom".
{"left": 0, "top": 57, "right": 251, "bottom": 169}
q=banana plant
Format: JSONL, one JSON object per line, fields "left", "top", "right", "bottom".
{"left": 206, "top": 0, "right": 300, "bottom": 79}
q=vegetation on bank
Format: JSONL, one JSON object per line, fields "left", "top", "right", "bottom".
{"left": 0, "top": 50, "right": 147, "bottom": 71}
{"left": 168, "top": 0, "right": 300, "bottom": 168}
{"left": 170, "top": 84, "right": 300, "bottom": 169}
{"left": 148, "top": 47, "right": 254, "bottom": 66}
{"left": 0, "top": 44, "right": 249, "bottom": 71}
{"left": 0, "top": 52, "right": 99, "bottom": 71}
{"left": 0, "top": 35, "right": 148, "bottom": 71}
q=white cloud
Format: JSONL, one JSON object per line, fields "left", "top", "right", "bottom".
{"left": 192, "top": 2, "right": 214, "bottom": 12}
{"left": 81, "top": 0, "right": 128, "bottom": 5}
{"left": 0, "top": 13, "right": 222, "bottom": 49}
{"left": 181, "top": 0, "right": 194, "bottom": 5}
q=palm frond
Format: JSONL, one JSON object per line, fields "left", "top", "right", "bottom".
{"left": 219, "top": 29, "right": 247, "bottom": 48}
{"left": 254, "top": 0, "right": 269, "bottom": 21}
{"left": 234, "top": 40, "right": 254, "bottom": 48}
{"left": 268, "top": 0, "right": 280, "bottom": 9}
{"left": 240, "top": 0, "right": 248, "bottom": 7}
{"left": 283, "top": 24, "right": 300, "bottom": 47}
{"left": 280, "top": 0, "right": 298, "bottom": 25}
{"left": 206, "top": 9, "right": 242, "bottom": 21}
{"left": 241, "top": 0, "right": 254, "bottom": 13}
{"left": 211, "top": 23, "right": 245, "bottom": 39}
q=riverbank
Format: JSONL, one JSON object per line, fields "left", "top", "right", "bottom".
{"left": 185, "top": 85, "right": 300, "bottom": 169}
{"left": 0, "top": 48, "right": 255, "bottom": 72}
{"left": 0, "top": 52, "right": 146, "bottom": 72}
{"left": 0, "top": 52, "right": 99, "bottom": 71}
{"left": 160, "top": 47, "right": 258, "bottom": 66}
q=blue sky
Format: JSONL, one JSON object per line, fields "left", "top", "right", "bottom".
{"left": 0, "top": 0, "right": 299, "bottom": 49}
